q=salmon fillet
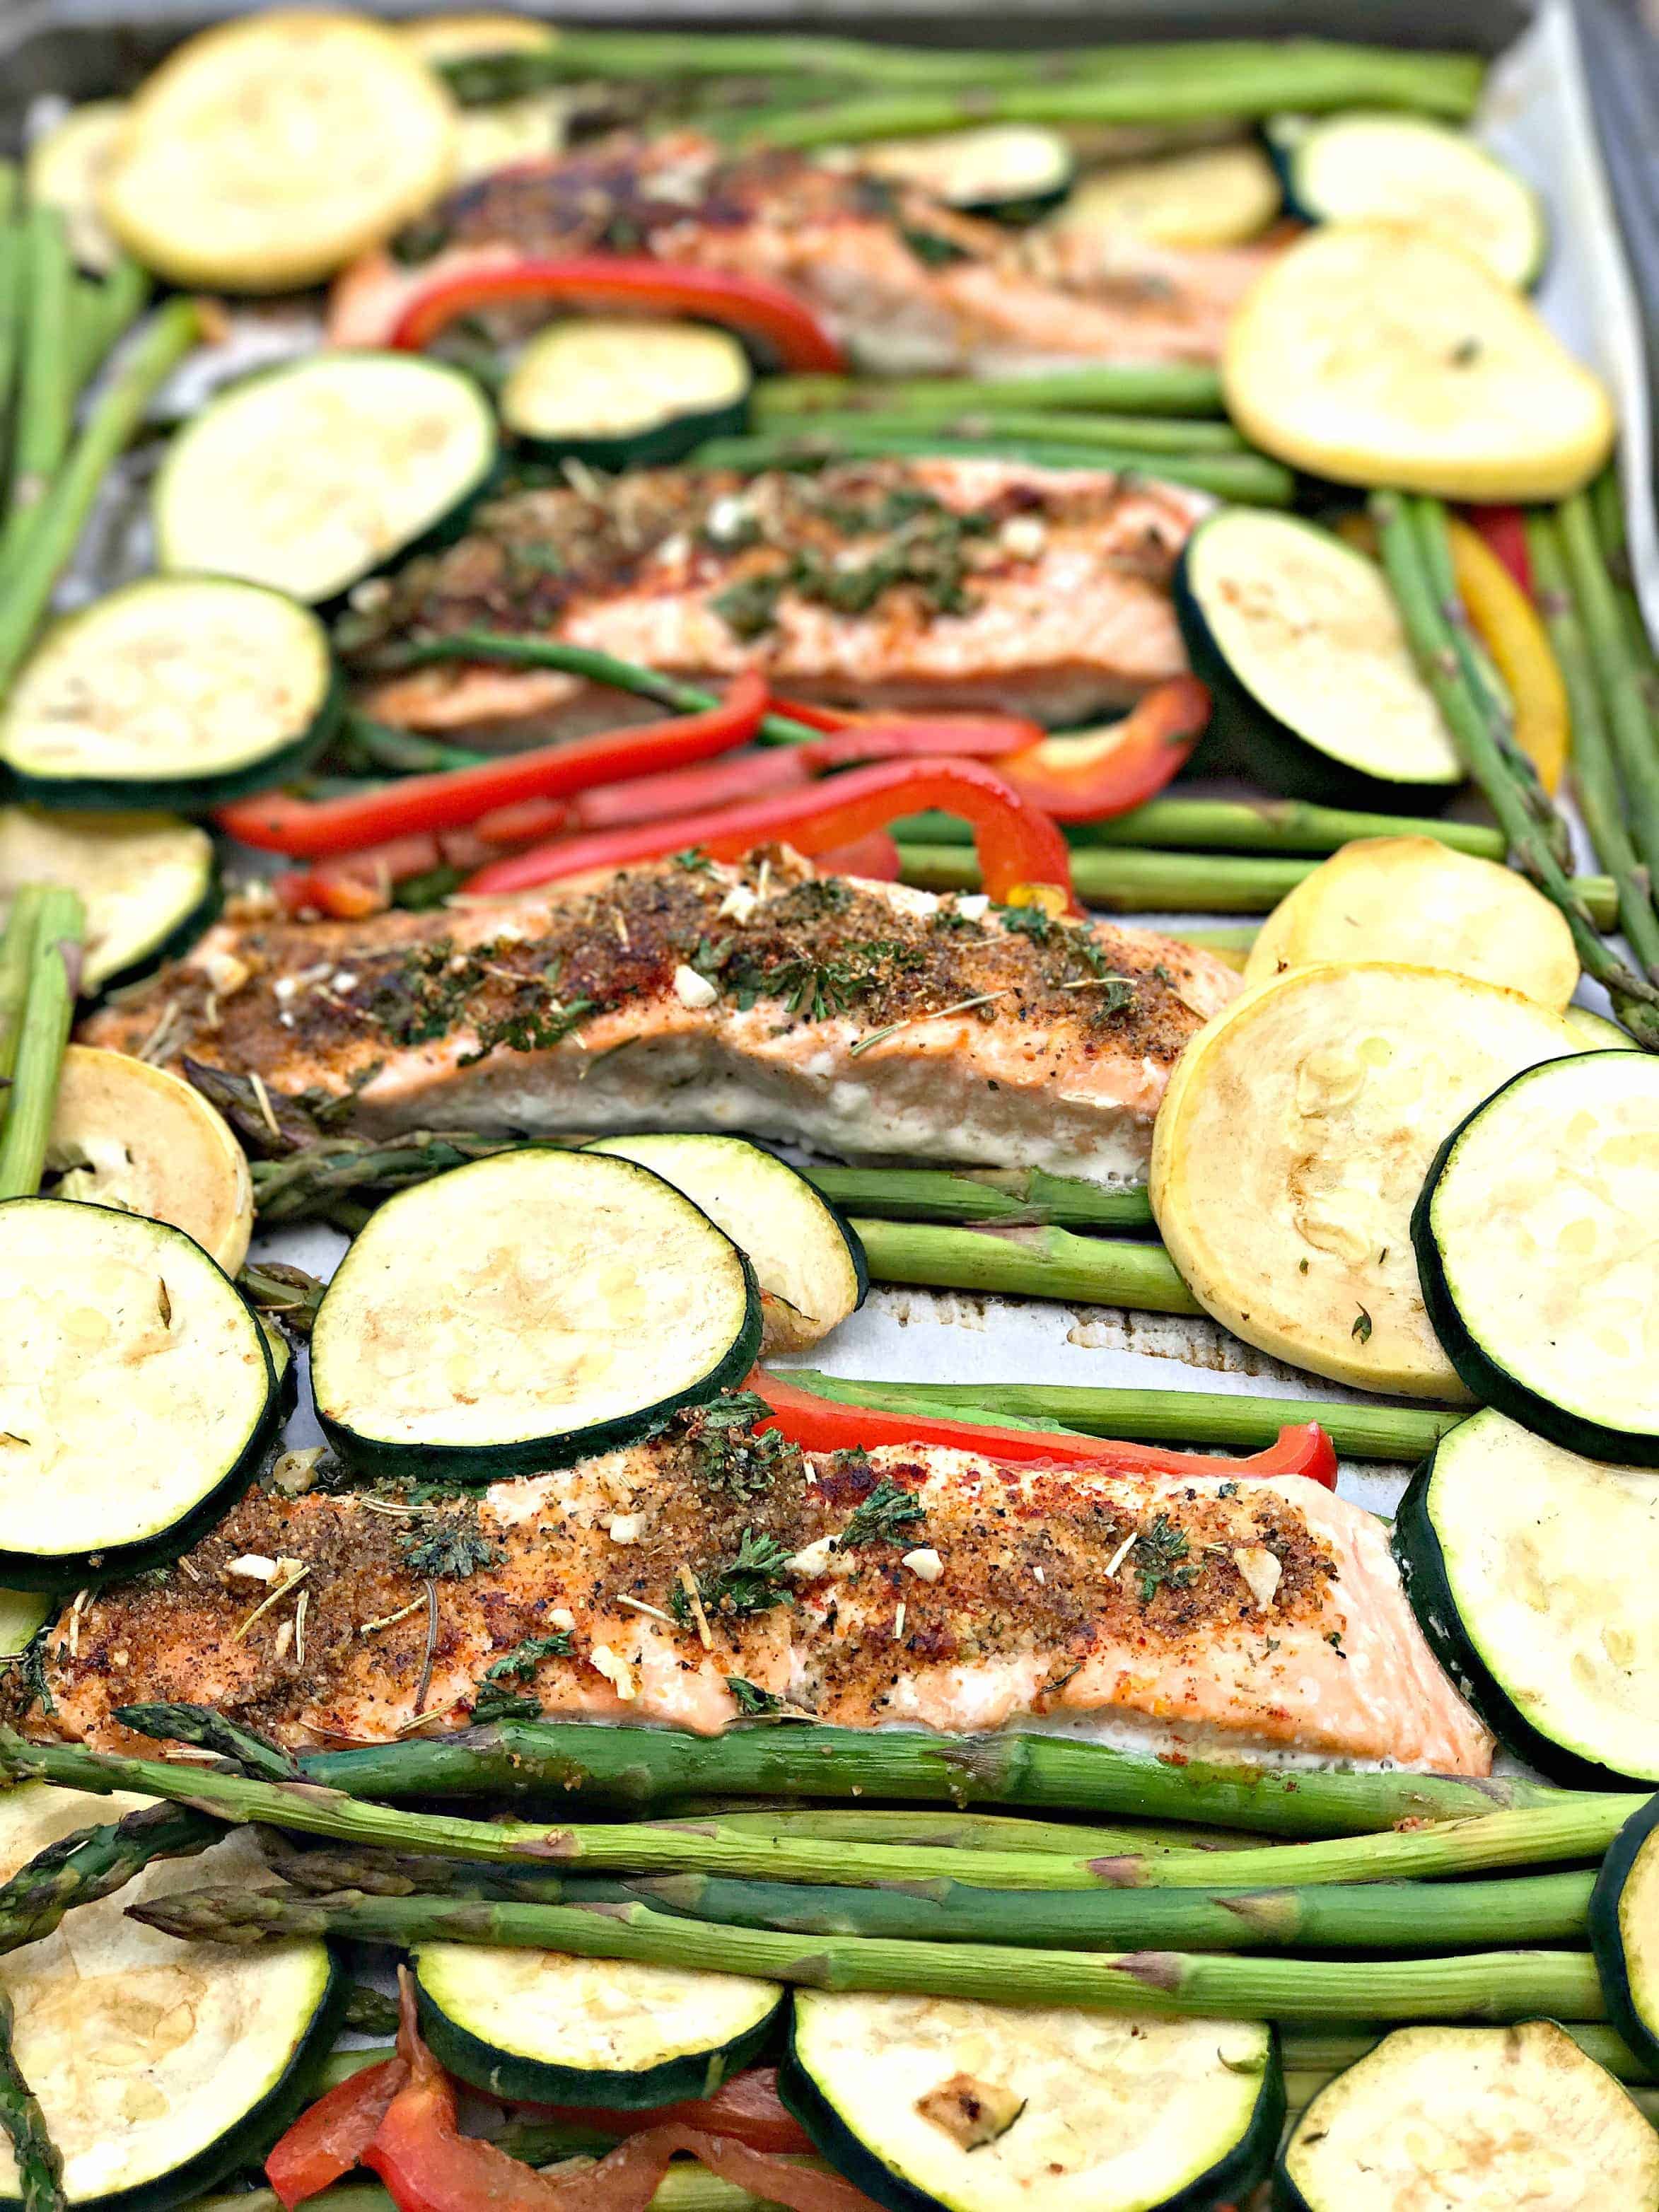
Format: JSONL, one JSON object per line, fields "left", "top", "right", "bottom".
{"left": 339, "top": 456, "right": 1205, "bottom": 742}
{"left": 81, "top": 854, "right": 1238, "bottom": 1184}
{"left": 328, "top": 134, "right": 1281, "bottom": 375}
{"left": 23, "top": 1402, "right": 1490, "bottom": 1771}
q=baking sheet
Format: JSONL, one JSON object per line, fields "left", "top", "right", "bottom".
{"left": 7, "top": 0, "right": 1653, "bottom": 1514}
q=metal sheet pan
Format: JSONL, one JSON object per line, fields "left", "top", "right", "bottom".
{"left": 0, "top": 0, "right": 1649, "bottom": 1515}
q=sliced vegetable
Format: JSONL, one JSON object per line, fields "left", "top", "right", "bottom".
{"left": 1282, "top": 112, "right": 1544, "bottom": 286}
{"left": 1562, "top": 1004, "right": 1638, "bottom": 1050}
{"left": 268, "top": 2054, "right": 408, "bottom": 2210}
{"left": 1239, "top": 836, "right": 1579, "bottom": 1012}
{"left": 1447, "top": 513, "right": 1568, "bottom": 791}
{"left": 1395, "top": 1407, "right": 1659, "bottom": 1787}
{"left": 584, "top": 1136, "right": 865, "bottom": 1356}
{"left": 501, "top": 319, "right": 752, "bottom": 470}
{"left": 395, "top": 14, "right": 559, "bottom": 62}
{"left": 1414, "top": 1049, "right": 1659, "bottom": 1462}
{"left": 0, "top": 579, "right": 340, "bottom": 811}
{"left": 532, "top": 2070, "right": 813, "bottom": 2154}
{"left": 0, "top": 1593, "right": 50, "bottom": 1660}
{"left": 102, "top": 10, "right": 458, "bottom": 291}
{"left": 752, "top": 1368, "right": 1340, "bottom": 1489}
{"left": 1175, "top": 509, "right": 1464, "bottom": 807}
{"left": 311, "top": 1149, "right": 761, "bottom": 1480}
{"left": 1224, "top": 223, "right": 1614, "bottom": 499}
{"left": 0, "top": 808, "right": 213, "bottom": 995}
{"left": 464, "top": 758, "right": 1077, "bottom": 913}
{"left": 994, "top": 677, "right": 1209, "bottom": 822}
{"left": 1591, "top": 1798, "right": 1659, "bottom": 2077}
{"left": 25, "top": 101, "right": 127, "bottom": 274}
{"left": 1046, "top": 140, "right": 1281, "bottom": 247}
{"left": 395, "top": 13, "right": 569, "bottom": 183}
{"left": 153, "top": 354, "right": 498, "bottom": 606}
{"left": 1150, "top": 962, "right": 1578, "bottom": 1397}
{"left": 783, "top": 1990, "right": 1281, "bottom": 2212}
{"left": 844, "top": 126, "right": 1074, "bottom": 219}
{"left": 0, "top": 1786, "right": 339, "bottom": 2212}
{"left": 218, "top": 672, "right": 768, "bottom": 858}
{"left": 0, "top": 1197, "right": 276, "bottom": 1585}
{"left": 1277, "top": 2021, "right": 1656, "bottom": 2212}
{"left": 46, "top": 1047, "right": 254, "bottom": 1275}
{"left": 390, "top": 259, "right": 846, "bottom": 373}
{"left": 414, "top": 1946, "right": 785, "bottom": 2108}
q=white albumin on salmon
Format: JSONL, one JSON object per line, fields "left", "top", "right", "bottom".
{"left": 337, "top": 455, "right": 1206, "bottom": 742}
{"left": 81, "top": 853, "right": 1240, "bottom": 1187}
{"left": 25, "top": 1400, "right": 1491, "bottom": 1774}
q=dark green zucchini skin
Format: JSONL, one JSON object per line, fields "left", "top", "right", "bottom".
{"left": 1410, "top": 1069, "right": 1659, "bottom": 1469}
{"left": 511, "top": 394, "right": 750, "bottom": 475}
{"left": 0, "top": 1949, "right": 348, "bottom": 2212}
{"left": 1590, "top": 1800, "right": 1659, "bottom": 2076}
{"left": 8, "top": 665, "right": 344, "bottom": 817}
{"left": 88, "top": 873, "right": 223, "bottom": 1002}
{"left": 1174, "top": 546, "right": 1457, "bottom": 815}
{"left": 1391, "top": 1453, "right": 1654, "bottom": 1791}
{"left": 781, "top": 2016, "right": 1284, "bottom": 2212}
{"left": 317, "top": 1255, "right": 764, "bottom": 1484}
{"left": 416, "top": 1974, "right": 784, "bottom": 2109}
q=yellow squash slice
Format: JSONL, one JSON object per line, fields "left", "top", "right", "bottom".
{"left": 1224, "top": 222, "right": 1614, "bottom": 501}
{"left": 1049, "top": 141, "right": 1281, "bottom": 247}
{"left": 25, "top": 101, "right": 128, "bottom": 273}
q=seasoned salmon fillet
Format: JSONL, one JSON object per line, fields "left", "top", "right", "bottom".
{"left": 23, "top": 1401, "right": 1490, "bottom": 1772}
{"left": 339, "top": 456, "right": 1205, "bottom": 741}
{"left": 81, "top": 853, "right": 1238, "bottom": 1185}
{"left": 328, "top": 134, "right": 1281, "bottom": 375}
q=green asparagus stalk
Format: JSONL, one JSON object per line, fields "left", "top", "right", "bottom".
{"left": 237, "top": 1261, "right": 327, "bottom": 1335}
{"left": 736, "top": 407, "right": 1247, "bottom": 456}
{"left": 0, "top": 206, "right": 74, "bottom": 566}
{"left": 1375, "top": 491, "right": 1659, "bottom": 1042}
{"left": 250, "top": 1134, "right": 520, "bottom": 1223}
{"left": 803, "top": 1165, "right": 1153, "bottom": 1232}
{"left": 130, "top": 1885, "right": 1603, "bottom": 2027}
{"left": 1525, "top": 510, "right": 1659, "bottom": 980}
{"left": 782, "top": 1370, "right": 1462, "bottom": 1464}
{"left": 1557, "top": 489, "right": 1659, "bottom": 914}
{"left": 691, "top": 430, "right": 1296, "bottom": 506}
{"left": 0, "top": 229, "right": 23, "bottom": 487}
{"left": 327, "top": 713, "right": 490, "bottom": 779}
{"left": 0, "top": 891, "right": 39, "bottom": 1088}
{"left": 0, "top": 298, "right": 202, "bottom": 696}
{"left": 0, "top": 885, "right": 83, "bottom": 1201}
{"left": 1587, "top": 467, "right": 1657, "bottom": 699}
{"left": 0, "top": 1992, "right": 62, "bottom": 2212}
{"left": 66, "top": 255, "right": 150, "bottom": 392}
{"left": 646, "top": 1807, "right": 1252, "bottom": 1855}
{"left": 756, "top": 365, "right": 1228, "bottom": 423}
{"left": 897, "top": 797, "right": 1507, "bottom": 860}
{"left": 112, "top": 1702, "right": 298, "bottom": 1781}
{"left": 849, "top": 1216, "right": 1200, "bottom": 1312}
{"left": 0, "top": 1802, "right": 217, "bottom": 1957}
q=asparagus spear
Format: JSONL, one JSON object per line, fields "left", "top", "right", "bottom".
{"left": 756, "top": 366, "right": 1228, "bottom": 423}
{"left": 1372, "top": 491, "right": 1659, "bottom": 1047}
{"left": 897, "top": 796, "right": 1508, "bottom": 859}
{"left": 782, "top": 1370, "right": 1461, "bottom": 1464}
{"left": 802, "top": 1165, "right": 1154, "bottom": 1233}
{"left": 0, "top": 1992, "right": 62, "bottom": 2212}
{"left": 735, "top": 407, "right": 1247, "bottom": 456}
{"left": 0, "top": 228, "right": 23, "bottom": 487}
{"left": 0, "top": 885, "right": 83, "bottom": 1201}
{"left": 0, "top": 1802, "right": 217, "bottom": 1956}
{"left": 849, "top": 1217, "right": 1201, "bottom": 1314}
{"left": 1557, "top": 490, "right": 1659, "bottom": 913}
{"left": 1525, "top": 509, "right": 1659, "bottom": 980}
{"left": 0, "top": 893, "right": 38, "bottom": 1088}
{"left": 0, "top": 206, "right": 74, "bottom": 567}
{"left": 0, "top": 298, "right": 202, "bottom": 695}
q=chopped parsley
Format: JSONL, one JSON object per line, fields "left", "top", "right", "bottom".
{"left": 726, "top": 1675, "right": 784, "bottom": 1716}
{"left": 999, "top": 905, "right": 1057, "bottom": 946}
{"left": 694, "top": 933, "right": 925, "bottom": 1024}
{"left": 1131, "top": 1514, "right": 1199, "bottom": 1606}
{"left": 687, "top": 1393, "right": 797, "bottom": 1498}
{"left": 672, "top": 847, "right": 716, "bottom": 873}
{"left": 1352, "top": 1308, "right": 1374, "bottom": 1345}
{"left": 471, "top": 1687, "right": 545, "bottom": 1725}
{"left": 842, "top": 1476, "right": 926, "bottom": 1547}
{"left": 671, "top": 1529, "right": 795, "bottom": 1624}
{"left": 400, "top": 1510, "right": 502, "bottom": 1581}
{"left": 484, "top": 1631, "right": 574, "bottom": 1683}
{"left": 458, "top": 992, "right": 595, "bottom": 1068}
{"left": 709, "top": 488, "right": 991, "bottom": 640}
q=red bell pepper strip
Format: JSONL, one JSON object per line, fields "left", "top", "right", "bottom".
{"left": 464, "top": 756, "right": 1076, "bottom": 911}
{"left": 569, "top": 746, "right": 813, "bottom": 831}
{"left": 996, "top": 677, "right": 1210, "bottom": 823}
{"left": 267, "top": 2055, "right": 410, "bottom": 2208}
{"left": 801, "top": 716, "right": 1045, "bottom": 771}
{"left": 813, "top": 830, "right": 902, "bottom": 878}
{"left": 750, "top": 1368, "right": 1340, "bottom": 1489}
{"left": 1463, "top": 505, "right": 1532, "bottom": 595}
{"left": 530, "top": 2071, "right": 811, "bottom": 2156}
{"left": 389, "top": 257, "right": 846, "bottom": 373}
{"left": 216, "top": 673, "right": 769, "bottom": 860}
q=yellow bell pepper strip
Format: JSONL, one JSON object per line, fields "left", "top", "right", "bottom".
{"left": 1446, "top": 515, "right": 1569, "bottom": 793}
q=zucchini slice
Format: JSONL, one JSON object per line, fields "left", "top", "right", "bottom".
{"left": 1563, "top": 1004, "right": 1640, "bottom": 1050}
{"left": 0, "top": 1197, "right": 276, "bottom": 1588}
{"left": 0, "top": 1591, "right": 52, "bottom": 1656}
{"left": 1414, "top": 1050, "right": 1659, "bottom": 1462}
{"left": 847, "top": 127, "right": 1075, "bottom": 220}
{"left": 1149, "top": 963, "right": 1577, "bottom": 1397}
{"left": 0, "top": 808, "right": 214, "bottom": 995}
{"left": 1394, "top": 1407, "right": 1659, "bottom": 1787}
{"left": 1176, "top": 511, "right": 1464, "bottom": 808}
{"left": 1277, "top": 2020, "right": 1658, "bottom": 2212}
{"left": 1047, "top": 141, "right": 1281, "bottom": 248}
{"left": 414, "top": 1947, "right": 784, "bottom": 2108}
{"left": 153, "top": 354, "right": 499, "bottom": 607}
{"left": 1284, "top": 112, "right": 1546, "bottom": 289}
{"left": 584, "top": 1134, "right": 865, "bottom": 1356}
{"left": 783, "top": 1991, "right": 1281, "bottom": 2212}
{"left": 395, "top": 15, "right": 560, "bottom": 62}
{"left": 310, "top": 1148, "right": 761, "bottom": 1480}
{"left": 102, "top": 10, "right": 457, "bottom": 293}
{"left": 0, "top": 1785, "right": 340, "bottom": 2212}
{"left": 0, "top": 580, "right": 339, "bottom": 812}
{"left": 501, "top": 320, "right": 752, "bottom": 472}
{"left": 1240, "top": 836, "right": 1578, "bottom": 1012}
{"left": 46, "top": 1048, "right": 255, "bottom": 1276}
{"left": 25, "top": 101, "right": 128, "bottom": 274}
{"left": 1223, "top": 222, "right": 1615, "bottom": 501}
{"left": 1592, "top": 1799, "right": 1659, "bottom": 2078}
